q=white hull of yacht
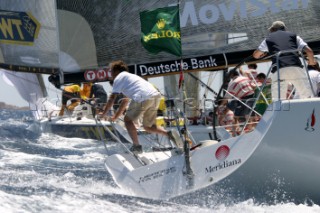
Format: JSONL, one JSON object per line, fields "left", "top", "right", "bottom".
{"left": 104, "top": 115, "right": 269, "bottom": 199}
{"left": 219, "top": 98, "right": 320, "bottom": 203}
{"left": 104, "top": 99, "right": 320, "bottom": 200}
{"left": 39, "top": 116, "right": 116, "bottom": 140}
{"left": 32, "top": 101, "right": 129, "bottom": 141}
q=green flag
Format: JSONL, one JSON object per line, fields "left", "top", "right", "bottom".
{"left": 140, "top": 5, "right": 181, "bottom": 57}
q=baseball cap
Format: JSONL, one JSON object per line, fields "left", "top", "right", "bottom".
{"left": 268, "top": 21, "right": 286, "bottom": 31}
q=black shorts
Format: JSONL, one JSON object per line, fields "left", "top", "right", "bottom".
{"left": 95, "top": 95, "right": 107, "bottom": 104}
{"left": 228, "top": 95, "right": 255, "bottom": 117}
{"left": 62, "top": 92, "right": 79, "bottom": 105}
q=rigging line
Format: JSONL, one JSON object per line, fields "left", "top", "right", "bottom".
{"left": 116, "top": 117, "right": 173, "bottom": 154}
{"left": 179, "top": 71, "right": 195, "bottom": 188}
{"left": 187, "top": 72, "right": 218, "bottom": 96}
{"left": 109, "top": 121, "right": 146, "bottom": 166}
{"left": 93, "top": 117, "right": 110, "bottom": 154}
{"left": 93, "top": 110, "right": 146, "bottom": 165}
{"left": 162, "top": 93, "right": 196, "bottom": 110}
{"left": 223, "top": 52, "right": 228, "bottom": 68}
{"left": 165, "top": 80, "right": 194, "bottom": 183}
{"left": 203, "top": 72, "right": 216, "bottom": 99}
{"left": 223, "top": 89, "right": 262, "bottom": 117}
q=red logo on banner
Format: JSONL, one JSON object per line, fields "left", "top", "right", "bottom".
{"left": 215, "top": 145, "right": 230, "bottom": 160}
{"left": 96, "top": 69, "right": 107, "bottom": 80}
{"left": 84, "top": 70, "right": 96, "bottom": 81}
{"left": 84, "top": 67, "right": 110, "bottom": 81}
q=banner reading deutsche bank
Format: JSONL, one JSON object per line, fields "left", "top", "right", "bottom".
{"left": 140, "top": 5, "right": 181, "bottom": 57}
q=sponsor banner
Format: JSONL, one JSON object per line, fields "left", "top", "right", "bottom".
{"left": 53, "top": 49, "right": 259, "bottom": 85}
{"left": 132, "top": 54, "right": 227, "bottom": 78}
{"left": 84, "top": 67, "right": 111, "bottom": 82}
{"left": 179, "top": 0, "right": 309, "bottom": 28}
{"left": 0, "top": 10, "right": 41, "bottom": 45}
{"left": 62, "top": 67, "right": 111, "bottom": 85}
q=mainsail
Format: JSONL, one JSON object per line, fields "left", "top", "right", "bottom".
{"left": 0, "top": 0, "right": 59, "bottom": 73}
{"left": 56, "top": 0, "right": 320, "bottom": 85}
{"left": 0, "top": 0, "right": 59, "bottom": 118}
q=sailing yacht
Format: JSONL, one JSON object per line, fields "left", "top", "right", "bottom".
{"left": 1, "top": 0, "right": 320, "bottom": 202}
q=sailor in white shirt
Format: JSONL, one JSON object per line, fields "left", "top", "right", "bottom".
{"left": 100, "top": 60, "right": 177, "bottom": 153}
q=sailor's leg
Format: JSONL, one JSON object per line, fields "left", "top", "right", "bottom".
{"left": 287, "top": 67, "right": 313, "bottom": 98}
{"left": 144, "top": 124, "right": 167, "bottom": 136}
{"left": 271, "top": 72, "right": 279, "bottom": 101}
{"left": 59, "top": 105, "right": 66, "bottom": 116}
{"left": 141, "top": 95, "right": 167, "bottom": 135}
{"left": 124, "top": 116, "right": 139, "bottom": 145}
{"left": 67, "top": 101, "right": 79, "bottom": 111}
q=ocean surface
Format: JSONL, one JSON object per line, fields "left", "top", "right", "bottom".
{"left": 0, "top": 109, "right": 319, "bottom": 213}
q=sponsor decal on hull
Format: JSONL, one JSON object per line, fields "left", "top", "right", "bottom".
{"left": 215, "top": 145, "right": 230, "bottom": 160}
{"left": 205, "top": 145, "right": 241, "bottom": 173}
{"left": 305, "top": 108, "right": 316, "bottom": 132}
{"left": 205, "top": 159, "right": 242, "bottom": 173}
{"left": 138, "top": 167, "right": 176, "bottom": 183}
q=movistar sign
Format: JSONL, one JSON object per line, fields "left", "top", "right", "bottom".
{"left": 180, "top": 0, "right": 310, "bottom": 27}
{"left": 0, "top": 10, "right": 41, "bottom": 45}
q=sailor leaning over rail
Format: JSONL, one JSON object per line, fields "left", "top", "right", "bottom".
{"left": 99, "top": 60, "right": 177, "bottom": 154}
{"left": 89, "top": 83, "right": 108, "bottom": 116}
{"left": 59, "top": 83, "right": 82, "bottom": 116}
{"left": 220, "top": 69, "right": 256, "bottom": 134}
{"left": 253, "top": 20, "right": 316, "bottom": 100}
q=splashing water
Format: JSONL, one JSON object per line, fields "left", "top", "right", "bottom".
{"left": 0, "top": 109, "right": 319, "bottom": 213}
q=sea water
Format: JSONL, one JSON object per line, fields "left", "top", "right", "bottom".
{"left": 0, "top": 109, "right": 319, "bottom": 213}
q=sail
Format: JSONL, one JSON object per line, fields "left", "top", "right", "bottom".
{"left": 0, "top": 0, "right": 59, "bottom": 73}
{"left": 0, "top": 0, "right": 60, "bottom": 119}
{"left": 56, "top": 0, "right": 320, "bottom": 84}
{"left": 0, "top": 70, "right": 49, "bottom": 119}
